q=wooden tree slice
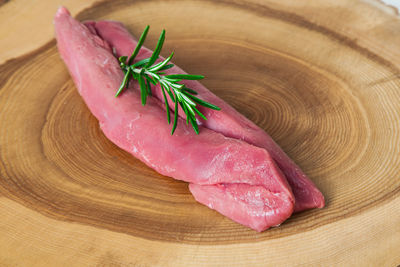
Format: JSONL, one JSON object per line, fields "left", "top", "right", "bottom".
{"left": 0, "top": 0, "right": 399, "bottom": 265}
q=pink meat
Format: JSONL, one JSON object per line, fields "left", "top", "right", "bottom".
{"left": 91, "top": 20, "right": 325, "bottom": 212}
{"left": 54, "top": 7, "right": 295, "bottom": 232}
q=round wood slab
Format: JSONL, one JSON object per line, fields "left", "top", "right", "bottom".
{"left": 0, "top": 0, "right": 399, "bottom": 265}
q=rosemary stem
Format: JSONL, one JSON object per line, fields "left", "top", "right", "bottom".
{"left": 115, "top": 26, "right": 219, "bottom": 135}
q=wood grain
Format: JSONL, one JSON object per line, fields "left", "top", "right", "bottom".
{"left": 0, "top": 0, "right": 399, "bottom": 265}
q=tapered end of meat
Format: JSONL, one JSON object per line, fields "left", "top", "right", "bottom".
{"left": 294, "top": 190, "right": 325, "bottom": 212}
{"left": 288, "top": 169, "right": 325, "bottom": 212}
{"left": 55, "top": 6, "right": 70, "bottom": 18}
{"left": 317, "top": 193, "right": 325, "bottom": 208}
{"left": 308, "top": 186, "right": 325, "bottom": 209}
{"left": 293, "top": 192, "right": 325, "bottom": 212}
{"left": 189, "top": 183, "right": 294, "bottom": 232}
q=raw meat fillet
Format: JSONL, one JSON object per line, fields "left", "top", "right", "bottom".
{"left": 89, "top": 20, "right": 325, "bottom": 212}
{"left": 54, "top": 7, "right": 295, "bottom": 232}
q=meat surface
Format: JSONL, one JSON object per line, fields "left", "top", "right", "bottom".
{"left": 54, "top": 7, "right": 295, "bottom": 232}
{"left": 89, "top": 20, "right": 325, "bottom": 212}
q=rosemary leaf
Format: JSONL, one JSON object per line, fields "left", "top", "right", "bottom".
{"left": 188, "top": 115, "right": 199, "bottom": 134}
{"left": 165, "top": 74, "right": 204, "bottom": 80}
{"left": 146, "top": 29, "right": 165, "bottom": 67}
{"left": 178, "top": 101, "right": 189, "bottom": 125}
{"left": 184, "top": 92, "right": 221, "bottom": 110}
{"left": 115, "top": 68, "right": 131, "bottom": 97}
{"left": 158, "top": 64, "right": 174, "bottom": 71}
{"left": 133, "top": 58, "right": 151, "bottom": 68}
{"left": 138, "top": 71, "right": 147, "bottom": 105}
{"left": 145, "top": 77, "right": 152, "bottom": 96}
{"left": 148, "top": 52, "right": 174, "bottom": 72}
{"left": 171, "top": 97, "right": 179, "bottom": 135}
{"left": 128, "top": 25, "right": 150, "bottom": 64}
{"left": 182, "top": 87, "right": 198, "bottom": 95}
{"left": 160, "top": 84, "right": 171, "bottom": 124}
{"left": 193, "top": 106, "right": 207, "bottom": 121}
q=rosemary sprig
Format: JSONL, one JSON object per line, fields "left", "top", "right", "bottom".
{"left": 116, "top": 25, "right": 220, "bottom": 135}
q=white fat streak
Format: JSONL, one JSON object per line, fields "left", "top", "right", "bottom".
{"left": 248, "top": 209, "right": 276, "bottom": 217}
{"left": 141, "top": 152, "right": 158, "bottom": 169}
{"left": 126, "top": 114, "right": 142, "bottom": 142}
{"left": 202, "top": 145, "right": 233, "bottom": 181}
{"left": 163, "top": 165, "right": 176, "bottom": 173}
{"left": 103, "top": 111, "right": 109, "bottom": 120}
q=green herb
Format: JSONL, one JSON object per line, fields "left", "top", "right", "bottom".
{"left": 116, "top": 25, "right": 220, "bottom": 135}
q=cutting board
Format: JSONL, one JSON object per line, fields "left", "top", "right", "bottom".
{"left": 1, "top": 0, "right": 399, "bottom": 266}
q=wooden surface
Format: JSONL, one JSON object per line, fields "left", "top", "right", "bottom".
{"left": 1, "top": 0, "right": 400, "bottom": 266}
